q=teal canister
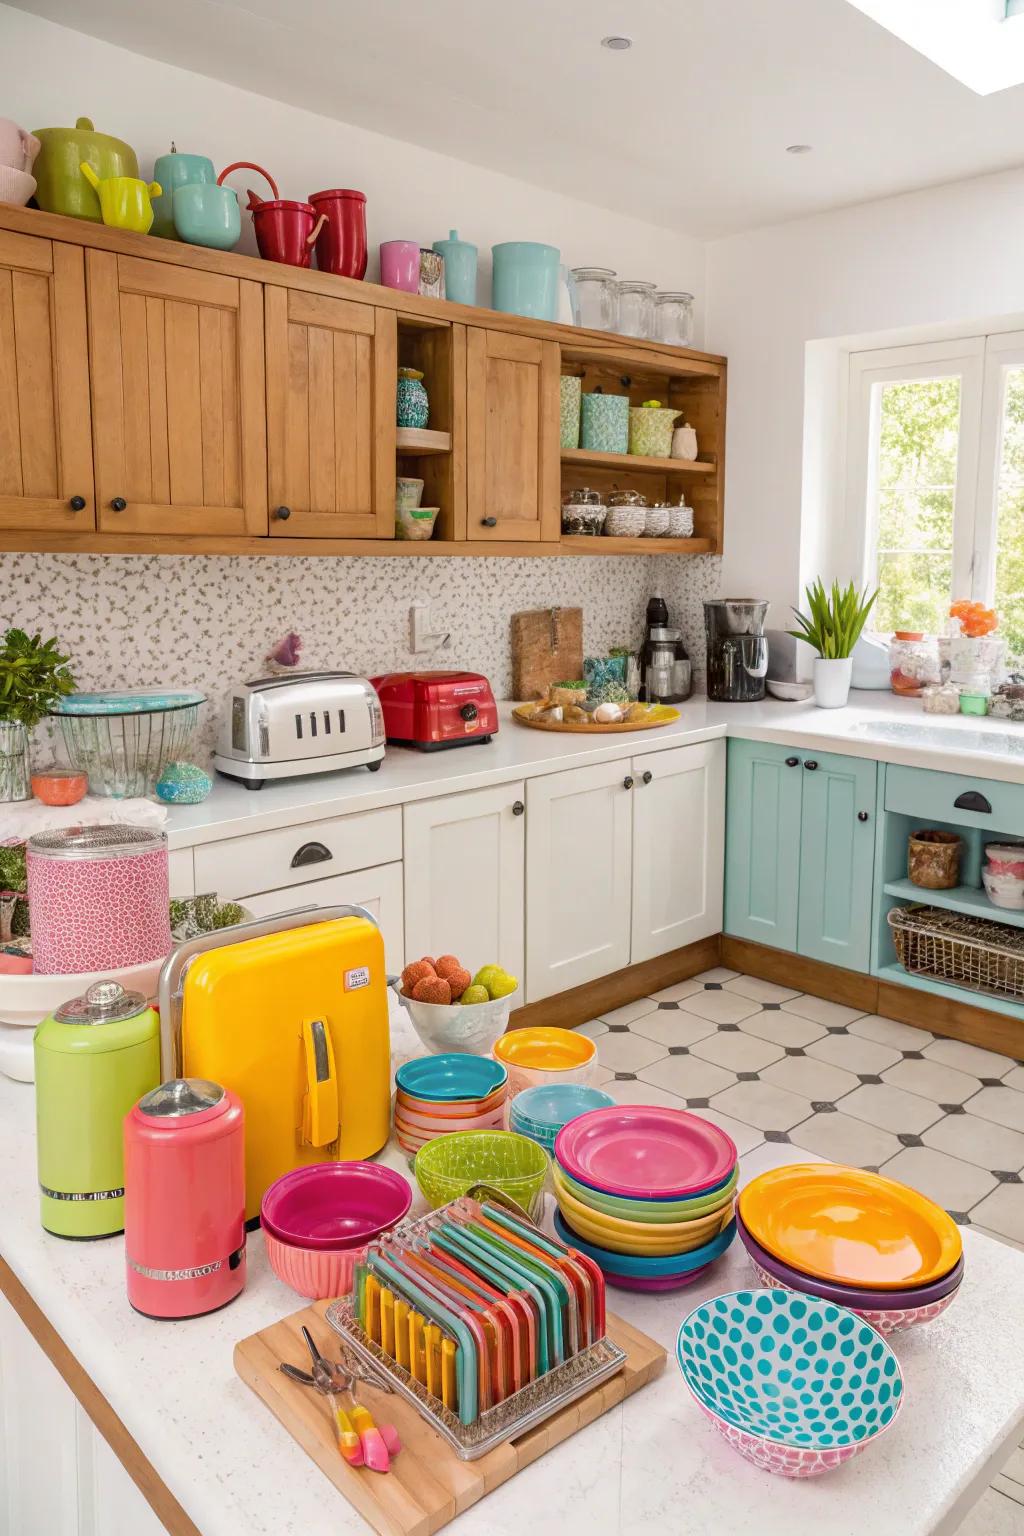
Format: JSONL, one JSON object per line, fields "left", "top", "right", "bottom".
{"left": 34, "top": 981, "right": 161, "bottom": 1240}
{"left": 150, "top": 145, "right": 216, "bottom": 240}
{"left": 491, "top": 241, "right": 560, "bottom": 320}
{"left": 581, "top": 390, "right": 629, "bottom": 454}
{"left": 432, "top": 229, "right": 477, "bottom": 305}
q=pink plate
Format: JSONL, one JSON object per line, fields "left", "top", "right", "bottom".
{"left": 604, "top": 1262, "right": 712, "bottom": 1293}
{"left": 555, "top": 1106, "right": 736, "bottom": 1199}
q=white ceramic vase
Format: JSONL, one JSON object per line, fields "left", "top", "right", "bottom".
{"left": 813, "top": 656, "right": 853, "bottom": 709}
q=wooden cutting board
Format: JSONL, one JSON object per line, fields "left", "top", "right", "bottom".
{"left": 511, "top": 607, "right": 583, "bottom": 700}
{"left": 235, "top": 1302, "right": 665, "bottom": 1536}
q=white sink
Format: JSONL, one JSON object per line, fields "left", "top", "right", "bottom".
{"left": 846, "top": 719, "right": 1024, "bottom": 758}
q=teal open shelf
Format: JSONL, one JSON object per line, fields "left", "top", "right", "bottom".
{"left": 882, "top": 877, "right": 1024, "bottom": 930}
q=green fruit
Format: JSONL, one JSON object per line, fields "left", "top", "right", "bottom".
{"left": 460, "top": 984, "right": 490, "bottom": 1006}
{"left": 488, "top": 972, "right": 518, "bottom": 1000}
{"left": 472, "top": 965, "right": 502, "bottom": 993}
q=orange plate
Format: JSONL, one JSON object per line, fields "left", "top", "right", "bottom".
{"left": 738, "top": 1163, "right": 963, "bottom": 1290}
{"left": 493, "top": 1026, "right": 595, "bottom": 1072}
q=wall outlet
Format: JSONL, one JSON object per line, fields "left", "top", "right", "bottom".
{"left": 410, "top": 601, "right": 451, "bottom": 653}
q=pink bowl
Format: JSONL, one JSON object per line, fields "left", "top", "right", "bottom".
{"left": 395, "top": 1103, "right": 505, "bottom": 1135}
{"left": 746, "top": 1254, "right": 961, "bottom": 1337}
{"left": 260, "top": 1161, "right": 412, "bottom": 1252}
{"left": 263, "top": 1227, "right": 363, "bottom": 1299}
{"left": 396, "top": 1085, "right": 507, "bottom": 1119}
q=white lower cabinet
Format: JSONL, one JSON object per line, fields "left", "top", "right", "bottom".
{"left": 402, "top": 782, "right": 525, "bottom": 983}
{"left": 238, "top": 864, "right": 405, "bottom": 976}
{"left": 630, "top": 739, "right": 725, "bottom": 964}
{"left": 525, "top": 761, "right": 634, "bottom": 1003}
{"left": 0, "top": 1294, "right": 165, "bottom": 1536}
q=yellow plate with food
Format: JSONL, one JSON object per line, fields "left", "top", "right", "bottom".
{"left": 512, "top": 701, "right": 681, "bottom": 733}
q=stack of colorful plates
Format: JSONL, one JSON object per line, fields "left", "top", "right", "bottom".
{"left": 551, "top": 1106, "right": 738, "bottom": 1292}
{"left": 737, "top": 1163, "right": 964, "bottom": 1336}
{"left": 508, "top": 1082, "right": 615, "bottom": 1153}
{"left": 394, "top": 1053, "right": 508, "bottom": 1160}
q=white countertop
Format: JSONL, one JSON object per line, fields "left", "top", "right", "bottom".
{"left": 165, "top": 695, "right": 1024, "bottom": 851}
{"left": 2, "top": 1013, "right": 1024, "bottom": 1536}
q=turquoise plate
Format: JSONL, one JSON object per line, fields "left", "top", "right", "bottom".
{"left": 396, "top": 1053, "right": 507, "bottom": 1103}
{"left": 553, "top": 1211, "right": 736, "bottom": 1277}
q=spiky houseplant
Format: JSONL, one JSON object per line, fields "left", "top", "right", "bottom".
{"left": 0, "top": 629, "right": 77, "bottom": 801}
{"left": 787, "top": 580, "right": 878, "bottom": 660}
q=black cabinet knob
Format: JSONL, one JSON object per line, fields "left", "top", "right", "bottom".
{"left": 642, "top": 770, "right": 653, "bottom": 785}
{"left": 110, "top": 496, "right": 127, "bottom": 512}
{"left": 460, "top": 703, "right": 478, "bottom": 721}
{"left": 68, "top": 495, "right": 86, "bottom": 511}
{"left": 512, "top": 800, "right": 524, "bottom": 816}
{"left": 858, "top": 811, "right": 869, "bottom": 822}
{"left": 785, "top": 756, "right": 799, "bottom": 767}
{"left": 274, "top": 505, "right": 292, "bottom": 521}
{"left": 290, "top": 840, "right": 332, "bottom": 868}
{"left": 803, "top": 759, "right": 818, "bottom": 771}
{"left": 481, "top": 516, "right": 497, "bottom": 527}
{"left": 954, "top": 790, "right": 991, "bottom": 814}
{"left": 623, "top": 775, "right": 634, "bottom": 789}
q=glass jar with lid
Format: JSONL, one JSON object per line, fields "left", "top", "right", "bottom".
{"left": 655, "top": 291, "right": 695, "bottom": 347}
{"left": 570, "top": 267, "right": 617, "bottom": 331}
{"left": 560, "top": 486, "right": 607, "bottom": 537}
{"left": 889, "top": 631, "right": 941, "bottom": 696}
{"left": 616, "top": 280, "right": 656, "bottom": 339}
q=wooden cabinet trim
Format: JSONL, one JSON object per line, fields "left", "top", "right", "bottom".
{"left": 116, "top": 255, "right": 238, "bottom": 309}
{"left": 286, "top": 287, "right": 375, "bottom": 334}
{"left": 0, "top": 227, "right": 53, "bottom": 274}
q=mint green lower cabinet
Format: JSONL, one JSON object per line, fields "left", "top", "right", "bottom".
{"left": 797, "top": 751, "right": 877, "bottom": 973}
{"left": 725, "top": 739, "right": 802, "bottom": 951}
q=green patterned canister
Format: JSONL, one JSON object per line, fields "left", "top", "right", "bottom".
{"left": 560, "top": 375, "right": 582, "bottom": 449}
{"left": 580, "top": 391, "right": 629, "bottom": 454}
{"left": 628, "top": 402, "right": 680, "bottom": 458}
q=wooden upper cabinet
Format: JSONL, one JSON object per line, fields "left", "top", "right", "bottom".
{"left": 0, "top": 233, "right": 93, "bottom": 532}
{"left": 86, "top": 251, "right": 267, "bottom": 536}
{"left": 265, "top": 287, "right": 396, "bottom": 538}
{"left": 466, "top": 327, "right": 559, "bottom": 542}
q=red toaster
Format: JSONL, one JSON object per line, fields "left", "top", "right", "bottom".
{"left": 370, "top": 671, "right": 498, "bottom": 750}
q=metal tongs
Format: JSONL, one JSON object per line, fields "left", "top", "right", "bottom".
{"left": 279, "top": 1325, "right": 401, "bottom": 1473}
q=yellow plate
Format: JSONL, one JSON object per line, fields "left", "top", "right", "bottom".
{"left": 512, "top": 704, "right": 680, "bottom": 735}
{"left": 493, "top": 1026, "right": 595, "bottom": 1072}
{"left": 552, "top": 1165, "right": 733, "bottom": 1244}
{"left": 739, "top": 1163, "right": 963, "bottom": 1290}
{"left": 555, "top": 1183, "right": 734, "bottom": 1254}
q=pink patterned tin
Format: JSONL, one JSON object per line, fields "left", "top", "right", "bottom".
{"left": 27, "top": 826, "right": 171, "bottom": 974}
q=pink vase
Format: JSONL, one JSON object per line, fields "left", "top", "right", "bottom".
{"left": 379, "top": 239, "right": 420, "bottom": 292}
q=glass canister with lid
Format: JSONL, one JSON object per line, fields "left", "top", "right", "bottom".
{"left": 570, "top": 267, "right": 618, "bottom": 331}
{"left": 26, "top": 824, "right": 171, "bottom": 973}
{"left": 560, "top": 487, "right": 607, "bottom": 537}
{"left": 655, "top": 291, "right": 695, "bottom": 347}
{"left": 616, "top": 280, "right": 656, "bottom": 339}
{"left": 889, "top": 632, "right": 941, "bottom": 696}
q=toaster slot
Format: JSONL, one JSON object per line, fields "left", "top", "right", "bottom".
{"left": 338, "top": 709, "right": 346, "bottom": 734}
{"left": 294, "top": 713, "right": 303, "bottom": 740}
{"left": 322, "top": 710, "right": 331, "bottom": 736}
{"left": 309, "top": 712, "right": 318, "bottom": 738}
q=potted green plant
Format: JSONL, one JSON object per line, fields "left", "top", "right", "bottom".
{"left": 0, "top": 629, "right": 76, "bottom": 801}
{"left": 787, "top": 580, "right": 877, "bottom": 709}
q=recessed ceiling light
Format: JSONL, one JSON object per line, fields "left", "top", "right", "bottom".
{"left": 601, "top": 35, "right": 632, "bottom": 50}
{"left": 786, "top": 143, "right": 813, "bottom": 154}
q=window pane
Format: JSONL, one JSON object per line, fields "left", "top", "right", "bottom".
{"left": 869, "top": 376, "right": 960, "bottom": 631}
{"left": 994, "top": 367, "right": 1024, "bottom": 657}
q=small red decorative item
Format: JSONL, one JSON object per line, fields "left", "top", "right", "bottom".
{"left": 31, "top": 768, "right": 87, "bottom": 806}
{"left": 308, "top": 188, "right": 367, "bottom": 279}
{"left": 224, "top": 161, "right": 327, "bottom": 269}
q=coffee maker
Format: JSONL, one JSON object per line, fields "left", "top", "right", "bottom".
{"left": 640, "top": 595, "right": 692, "bottom": 704}
{"left": 703, "top": 599, "right": 770, "bottom": 701}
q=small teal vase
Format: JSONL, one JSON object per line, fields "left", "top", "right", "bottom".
{"left": 397, "top": 368, "right": 429, "bottom": 429}
{"left": 432, "top": 229, "right": 477, "bottom": 305}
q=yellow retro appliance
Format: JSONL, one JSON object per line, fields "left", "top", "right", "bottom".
{"left": 158, "top": 906, "right": 390, "bottom": 1220}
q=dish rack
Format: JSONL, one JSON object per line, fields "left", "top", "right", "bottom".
{"left": 888, "top": 903, "right": 1024, "bottom": 1003}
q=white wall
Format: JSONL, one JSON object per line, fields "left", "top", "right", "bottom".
{"left": 706, "top": 165, "right": 1024, "bottom": 622}
{"left": 0, "top": 4, "right": 704, "bottom": 333}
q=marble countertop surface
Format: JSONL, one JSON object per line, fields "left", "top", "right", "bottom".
{"left": 2, "top": 1011, "right": 1024, "bottom": 1536}
{"left": 164, "top": 694, "right": 1024, "bottom": 851}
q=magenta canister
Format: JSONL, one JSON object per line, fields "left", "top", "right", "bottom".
{"left": 27, "top": 825, "right": 171, "bottom": 974}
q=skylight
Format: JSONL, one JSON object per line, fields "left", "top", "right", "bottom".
{"left": 843, "top": 0, "right": 1024, "bottom": 93}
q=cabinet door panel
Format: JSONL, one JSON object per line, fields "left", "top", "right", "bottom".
{"left": 466, "top": 327, "right": 559, "bottom": 542}
{"left": 266, "top": 287, "right": 394, "bottom": 537}
{"left": 631, "top": 739, "right": 725, "bottom": 963}
{"left": 0, "top": 236, "right": 93, "bottom": 531}
{"left": 526, "top": 761, "right": 632, "bottom": 1002}
{"left": 724, "top": 739, "right": 802, "bottom": 952}
{"left": 403, "top": 784, "right": 524, "bottom": 984}
{"left": 241, "top": 864, "right": 405, "bottom": 976}
{"left": 797, "top": 750, "right": 877, "bottom": 972}
{"left": 87, "top": 250, "right": 266, "bottom": 536}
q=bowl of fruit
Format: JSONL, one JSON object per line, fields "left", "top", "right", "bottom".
{"left": 389, "top": 955, "right": 518, "bottom": 1056}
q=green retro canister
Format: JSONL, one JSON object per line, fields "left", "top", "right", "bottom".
{"left": 34, "top": 981, "right": 161, "bottom": 1239}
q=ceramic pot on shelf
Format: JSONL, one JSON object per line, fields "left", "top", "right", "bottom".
{"left": 379, "top": 240, "right": 420, "bottom": 292}
{"left": 173, "top": 166, "right": 242, "bottom": 250}
{"left": 397, "top": 369, "right": 429, "bottom": 429}
{"left": 240, "top": 163, "right": 326, "bottom": 269}
{"left": 432, "top": 229, "right": 477, "bottom": 304}
{"left": 813, "top": 656, "right": 853, "bottom": 709}
{"left": 309, "top": 188, "right": 367, "bottom": 278}
{"left": 150, "top": 145, "right": 216, "bottom": 240}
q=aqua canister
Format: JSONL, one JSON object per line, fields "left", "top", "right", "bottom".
{"left": 34, "top": 981, "right": 161, "bottom": 1238}
{"left": 150, "top": 145, "right": 216, "bottom": 239}
{"left": 432, "top": 229, "right": 477, "bottom": 305}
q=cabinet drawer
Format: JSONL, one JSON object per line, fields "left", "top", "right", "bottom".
{"left": 192, "top": 806, "right": 402, "bottom": 898}
{"left": 241, "top": 864, "right": 405, "bottom": 975}
{"left": 884, "top": 764, "right": 1024, "bottom": 834}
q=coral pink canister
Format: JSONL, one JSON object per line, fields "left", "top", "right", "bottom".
{"left": 27, "top": 825, "right": 171, "bottom": 974}
{"left": 124, "top": 1079, "right": 246, "bottom": 1319}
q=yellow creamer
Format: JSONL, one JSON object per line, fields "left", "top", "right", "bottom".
{"left": 180, "top": 916, "right": 390, "bottom": 1219}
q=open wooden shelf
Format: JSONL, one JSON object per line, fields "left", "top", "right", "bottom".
{"left": 560, "top": 535, "right": 715, "bottom": 555}
{"left": 560, "top": 447, "right": 715, "bottom": 475}
{"left": 883, "top": 878, "right": 1024, "bottom": 930}
{"left": 395, "top": 428, "right": 451, "bottom": 455}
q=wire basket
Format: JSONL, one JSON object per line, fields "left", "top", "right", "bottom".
{"left": 51, "top": 690, "right": 204, "bottom": 798}
{"left": 887, "top": 903, "right": 1024, "bottom": 1003}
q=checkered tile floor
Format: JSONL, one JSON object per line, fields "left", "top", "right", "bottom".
{"left": 581, "top": 965, "right": 1024, "bottom": 1530}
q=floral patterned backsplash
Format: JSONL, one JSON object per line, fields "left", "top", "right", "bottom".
{"left": 2, "top": 552, "right": 720, "bottom": 753}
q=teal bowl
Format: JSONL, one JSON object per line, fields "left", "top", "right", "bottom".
{"left": 553, "top": 1210, "right": 736, "bottom": 1277}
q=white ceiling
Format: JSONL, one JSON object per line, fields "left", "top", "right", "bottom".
{"left": 11, "top": 0, "right": 1024, "bottom": 238}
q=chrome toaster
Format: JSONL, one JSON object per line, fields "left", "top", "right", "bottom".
{"left": 212, "top": 671, "right": 385, "bottom": 789}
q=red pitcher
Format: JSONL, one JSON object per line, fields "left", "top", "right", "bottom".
{"left": 222, "top": 161, "right": 326, "bottom": 268}
{"left": 308, "top": 188, "right": 367, "bottom": 279}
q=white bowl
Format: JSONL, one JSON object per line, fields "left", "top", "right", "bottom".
{"left": 390, "top": 980, "right": 517, "bottom": 1055}
{"left": 0, "top": 166, "right": 36, "bottom": 207}
{"left": 766, "top": 679, "right": 814, "bottom": 702}
{"left": 644, "top": 506, "right": 671, "bottom": 538}
{"left": 982, "top": 867, "right": 1024, "bottom": 910}
{"left": 605, "top": 507, "right": 646, "bottom": 538}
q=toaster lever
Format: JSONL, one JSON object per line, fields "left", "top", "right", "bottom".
{"left": 291, "top": 840, "right": 333, "bottom": 869}
{"left": 301, "top": 1017, "right": 339, "bottom": 1147}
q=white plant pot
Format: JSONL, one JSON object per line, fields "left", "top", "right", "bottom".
{"left": 813, "top": 656, "right": 853, "bottom": 709}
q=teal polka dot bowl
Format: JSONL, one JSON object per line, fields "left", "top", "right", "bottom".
{"left": 676, "top": 1288, "right": 905, "bottom": 1478}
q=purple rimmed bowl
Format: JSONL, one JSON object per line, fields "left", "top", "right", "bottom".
{"left": 260, "top": 1161, "right": 412, "bottom": 1252}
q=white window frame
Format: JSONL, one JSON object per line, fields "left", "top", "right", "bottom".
{"left": 845, "top": 338, "right": 985, "bottom": 609}
{"left": 973, "top": 329, "right": 1024, "bottom": 608}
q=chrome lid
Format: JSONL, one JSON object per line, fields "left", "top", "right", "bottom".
{"left": 138, "top": 1078, "right": 224, "bottom": 1118}
{"left": 28, "top": 825, "right": 167, "bottom": 861}
{"left": 54, "top": 980, "right": 148, "bottom": 1025}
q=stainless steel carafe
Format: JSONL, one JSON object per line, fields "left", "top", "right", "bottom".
{"left": 703, "top": 600, "right": 770, "bottom": 702}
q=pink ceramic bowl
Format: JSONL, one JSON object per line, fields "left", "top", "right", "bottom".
{"left": 396, "top": 1084, "right": 507, "bottom": 1118}
{"left": 260, "top": 1161, "right": 411, "bottom": 1252}
{"left": 263, "top": 1226, "right": 364, "bottom": 1299}
{"left": 747, "top": 1255, "right": 961, "bottom": 1337}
